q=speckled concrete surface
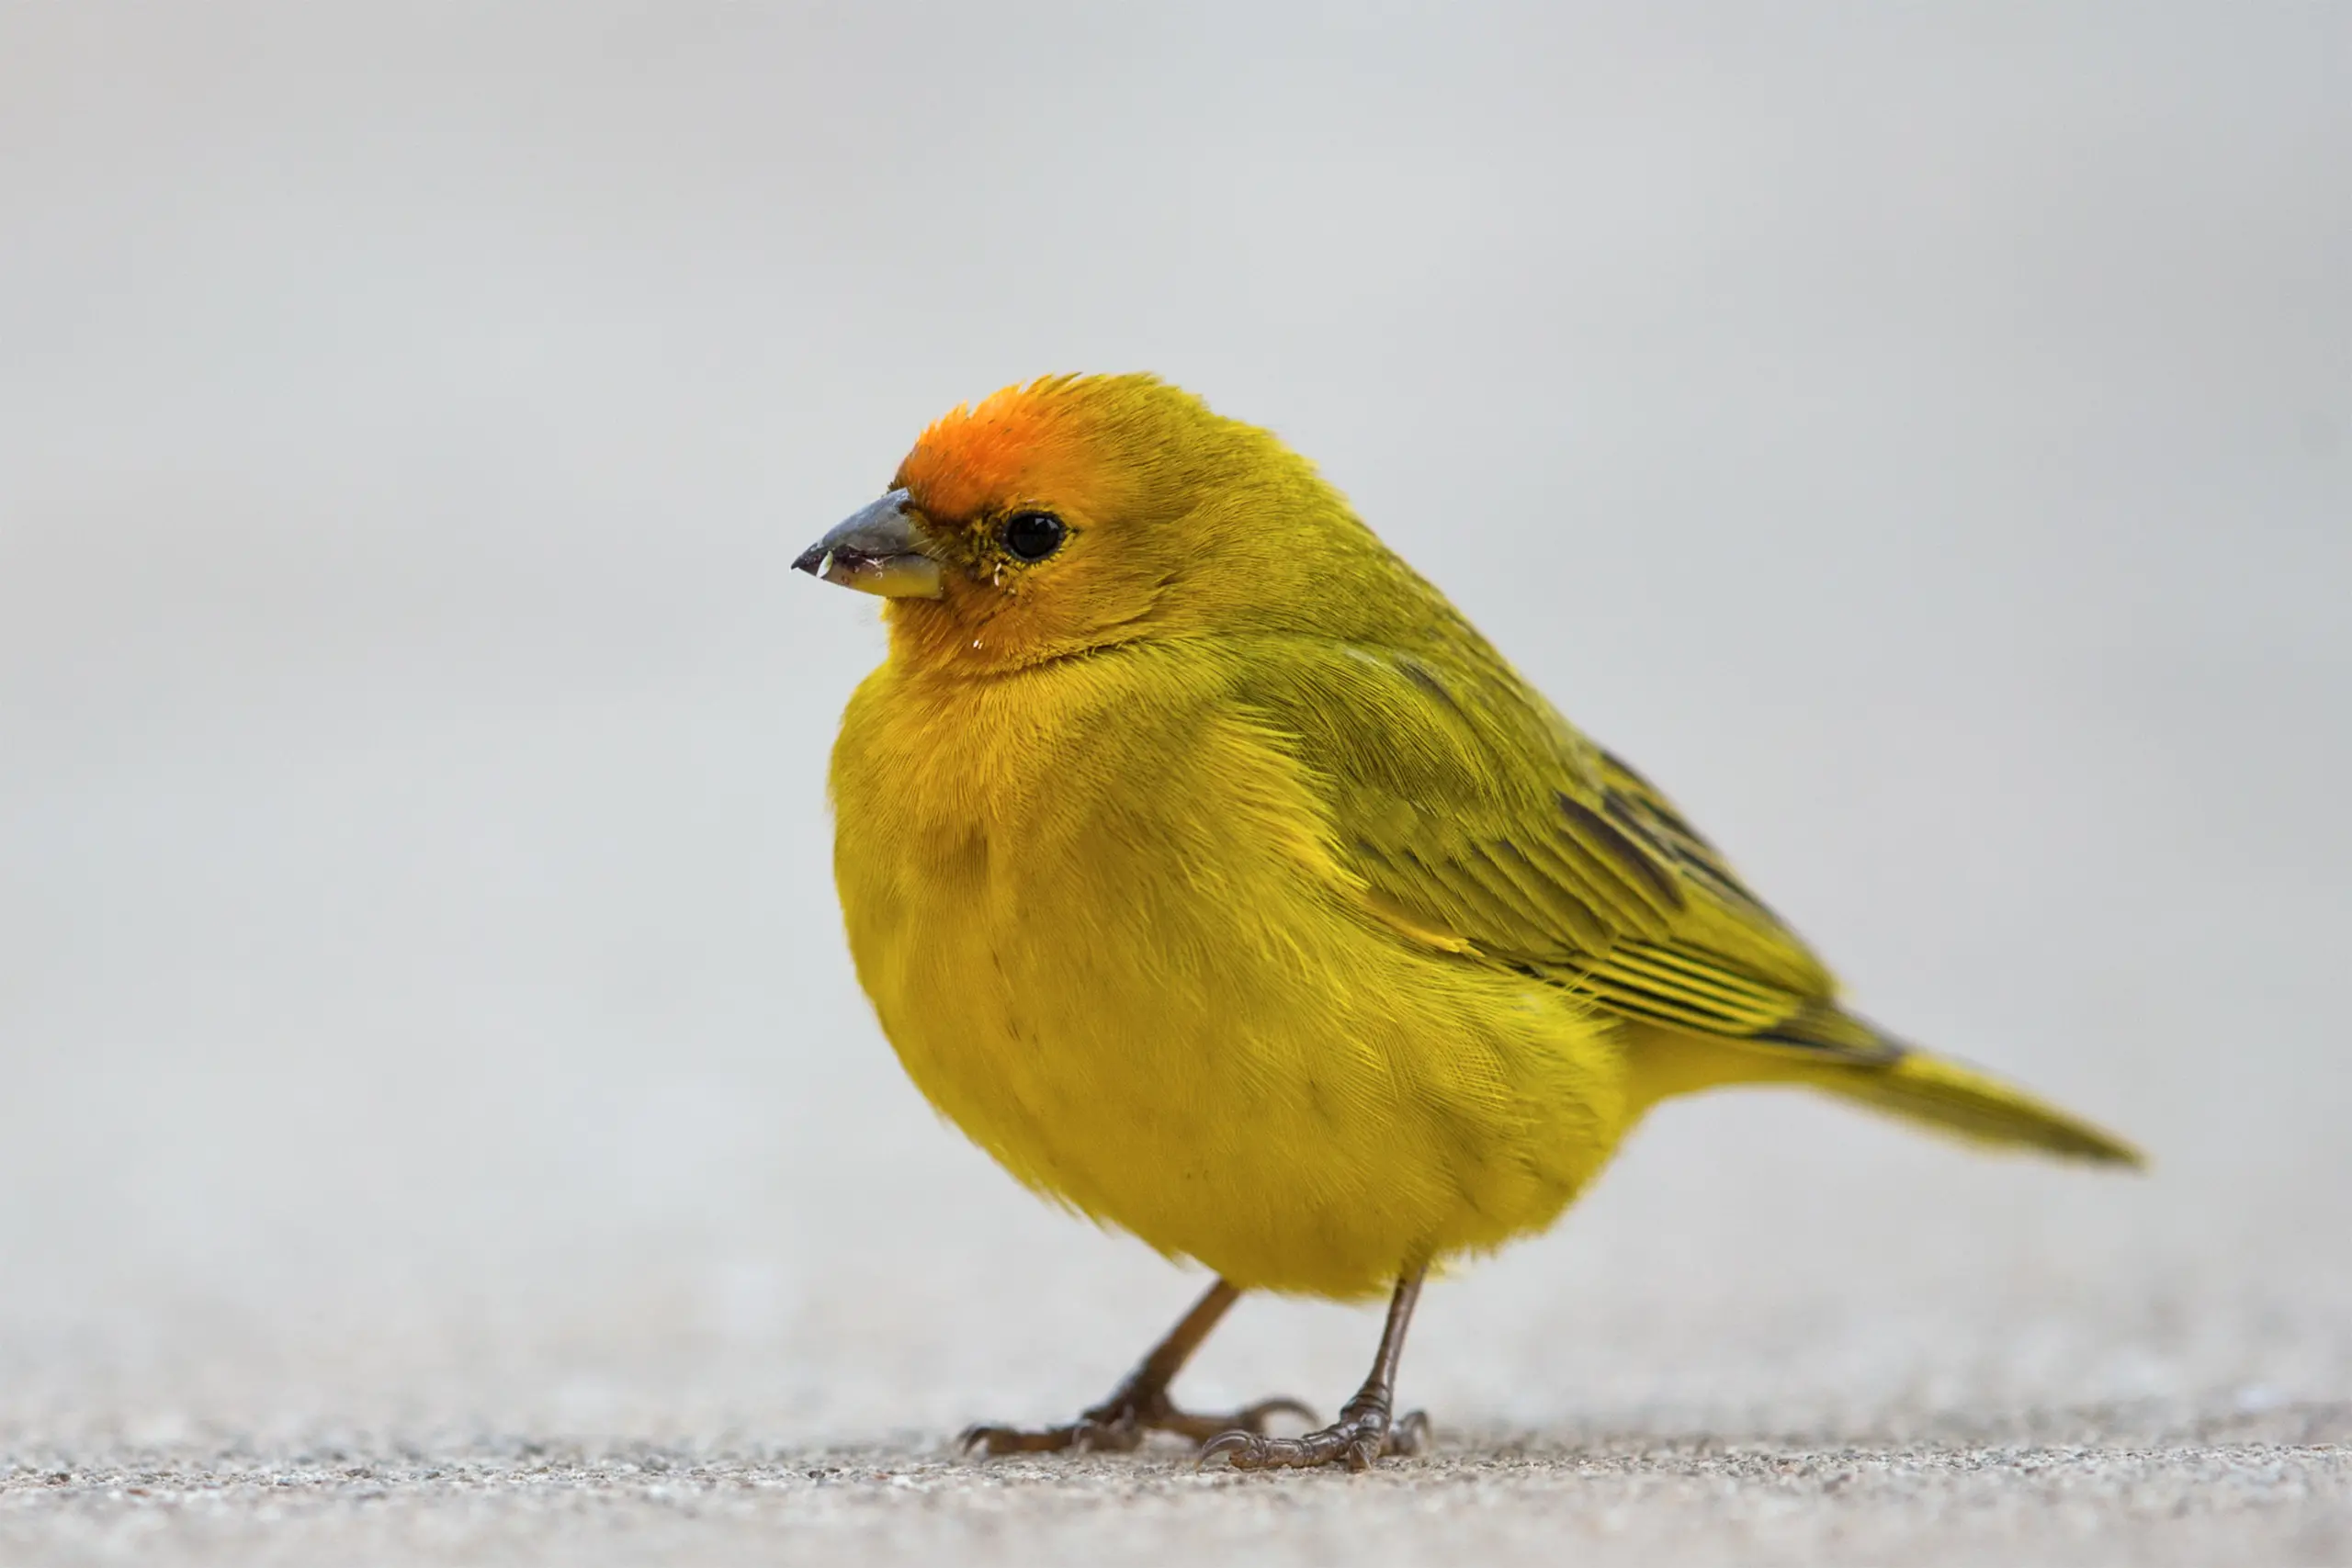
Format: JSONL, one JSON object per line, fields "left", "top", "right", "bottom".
{"left": 6, "top": 1412, "right": 2350, "bottom": 1567}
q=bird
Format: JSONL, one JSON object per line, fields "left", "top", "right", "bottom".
{"left": 792, "top": 373, "right": 2142, "bottom": 1472}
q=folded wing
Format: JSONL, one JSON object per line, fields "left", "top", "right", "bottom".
{"left": 1233, "top": 637, "right": 1899, "bottom": 1065}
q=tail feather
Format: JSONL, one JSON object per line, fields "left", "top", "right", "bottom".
{"left": 1622, "top": 1022, "right": 2145, "bottom": 1168}
{"left": 1801, "top": 1050, "right": 2144, "bottom": 1167}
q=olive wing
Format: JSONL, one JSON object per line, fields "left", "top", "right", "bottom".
{"left": 1234, "top": 640, "right": 1895, "bottom": 1063}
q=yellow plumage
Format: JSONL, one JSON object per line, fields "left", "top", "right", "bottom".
{"left": 815, "top": 373, "right": 2140, "bottom": 1307}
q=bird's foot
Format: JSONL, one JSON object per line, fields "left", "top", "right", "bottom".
{"left": 961, "top": 1381, "right": 1316, "bottom": 1457}
{"left": 1199, "top": 1395, "right": 1429, "bottom": 1472}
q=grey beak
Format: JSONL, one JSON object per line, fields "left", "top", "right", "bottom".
{"left": 792, "top": 489, "right": 945, "bottom": 599}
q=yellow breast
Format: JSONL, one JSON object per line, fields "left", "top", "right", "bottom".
{"left": 827, "top": 648, "right": 1633, "bottom": 1298}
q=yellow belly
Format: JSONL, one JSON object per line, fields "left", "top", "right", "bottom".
{"left": 828, "top": 658, "right": 1634, "bottom": 1298}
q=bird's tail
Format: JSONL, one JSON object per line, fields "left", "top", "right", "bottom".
{"left": 1623, "top": 1024, "right": 2144, "bottom": 1168}
{"left": 1795, "top": 1049, "right": 2143, "bottom": 1166}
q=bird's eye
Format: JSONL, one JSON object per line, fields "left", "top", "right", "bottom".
{"left": 1001, "top": 510, "right": 1067, "bottom": 563}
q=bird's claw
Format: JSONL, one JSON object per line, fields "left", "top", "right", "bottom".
{"left": 958, "top": 1416, "right": 1140, "bottom": 1455}
{"left": 1200, "top": 1402, "right": 1429, "bottom": 1472}
{"left": 1144, "top": 1394, "right": 1311, "bottom": 1448}
{"left": 960, "top": 1391, "right": 1317, "bottom": 1458}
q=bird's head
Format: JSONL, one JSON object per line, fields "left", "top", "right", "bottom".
{"left": 795, "top": 375, "right": 1411, "bottom": 674}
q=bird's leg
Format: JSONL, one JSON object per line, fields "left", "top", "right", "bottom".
{"left": 960, "top": 1279, "right": 1316, "bottom": 1455}
{"left": 1200, "top": 1269, "right": 1431, "bottom": 1472}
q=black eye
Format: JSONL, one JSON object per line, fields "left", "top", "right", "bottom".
{"left": 1001, "top": 510, "right": 1067, "bottom": 562}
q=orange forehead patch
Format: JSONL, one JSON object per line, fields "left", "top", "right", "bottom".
{"left": 895, "top": 378, "right": 1105, "bottom": 525}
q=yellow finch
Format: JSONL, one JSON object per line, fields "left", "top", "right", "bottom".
{"left": 795, "top": 374, "right": 2140, "bottom": 1471}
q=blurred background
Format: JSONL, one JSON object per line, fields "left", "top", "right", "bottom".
{"left": 2, "top": 5, "right": 2346, "bottom": 1451}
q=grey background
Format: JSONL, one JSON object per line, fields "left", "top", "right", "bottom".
{"left": 3, "top": 6, "right": 2347, "bottom": 1562}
